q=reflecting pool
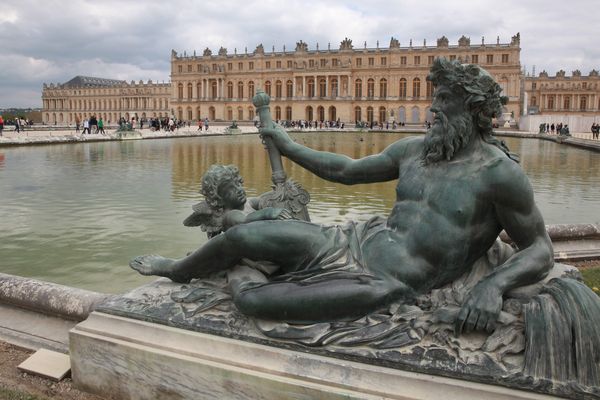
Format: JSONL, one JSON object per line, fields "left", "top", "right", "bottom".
{"left": 0, "top": 132, "right": 597, "bottom": 292}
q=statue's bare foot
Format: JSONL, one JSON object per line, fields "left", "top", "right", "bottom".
{"left": 129, "top": 255, "right": 191, "bottom": 284}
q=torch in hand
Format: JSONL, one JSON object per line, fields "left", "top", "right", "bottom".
{"left": 252, "top": 90, "right": 310, "bottom": 221}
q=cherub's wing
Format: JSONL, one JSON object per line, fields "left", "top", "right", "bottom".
{"left": 183, "top": 201, "right": 214, "bottom": 227}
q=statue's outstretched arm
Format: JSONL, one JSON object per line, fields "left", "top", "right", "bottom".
{"left": 260, "top": 124, "right": 404, "bottom": 185}
{"left": 455, "top": 161, "right": 554, "bottom": 336}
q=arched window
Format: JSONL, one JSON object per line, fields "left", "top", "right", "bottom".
{"left": 177, "top": 84, "right": 183, "bottom": 100}
{"left": 187, "top": 107, "right": 192, "bottom": 120}
{"left": 285, "top": 106, "right": 292, "bottom": 120}
{"left": 564, "top": 96, "right": 571, "bottom": 110}
{"left": 211, "top": 81, "right": 217, "bottom": 98}
{"left": 178, "top": 107, "right": 183, "bottom": 120}
{"left": 379, "top": 78, "right": 387, "bottom": 98}
{"left": 317, "top": 106, "right": 325, "bottom": 121}
{"left": 227, "top": 107, "right": 233, "bottom": 120}
{"left": 367, "top": 79, "right": 375, "bottom": 97}
{"left": 329, "top": 106, "right": 336, "bottom": 121}
{"left": 227, "top": 81, "right": 233, "bottom": 98}
{"left": 248, "top": 107, "right": 254, "bottom": 120}
{"left": 275, "top": 106, "right": 281, "bottom": 120}
{"left": 331, "top": 78, "right": 338, "bottom": 97}
{"left": 379, "top": 107, "right": 386, "bottom": 123}
{"left": 237, "top": 81, "right": 244, "bottom": 98}
{"left": 275, "top": 80, "right": 282, "bottom": 98}
{"left": 308, "top": 79, "right": 315, "bottom": 97}
{"left": 411, "top": 106, "right": 420, "bottom": 123}
{"left": 548, "top": 95, "right": 555, "bottom": 109}
{"left": 248, "top": 81, "right": 255, "bottom": 98}
{"left": 265, "top": 81, "right": 272, "bottom": 96}
{"left": 237, "top": 107, "right": 243, "bottom": 120}
{"left": 354, "top": 106, "right": 361, "bottom": 122}
{"left": 286, "top": 80, "right": 293, "bottom": 98}
{"left": 426, "top": 80, "right": 434, "bottom": 98}
{"left": 306, "top": 106, "right": 313, "bottom": 121}
{"left": 580, "top": 96, "right": 587, "bottom": 110}
{"left": 412, "top": 78, "right": 421, "bottom": 98}
{"left": 319, "top": 78, "right": 326, "bottom": 97}
{"left": 187, "top": 83, "right": 193, "bottom": 99}
{"left": 531, "top": 96, "right": 537, "bottom": 106}
{"left": 355, "top": 79, "right": 362, "bottom": 97}
{"left": 209, "top": 106, "right": 216, "bottom": 120}
{"left": 196, "top": 83, "right": 201, "bottom": 99}
{"left": 367, "top": 107, "right": 374, "bottom": 123}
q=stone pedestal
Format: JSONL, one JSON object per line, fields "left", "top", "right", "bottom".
{"left": 70, "top": 312, "right": 555, "bottom": 400}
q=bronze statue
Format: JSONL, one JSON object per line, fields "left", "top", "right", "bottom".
{"left": 130, "top": 58, "right": 554, "bottom": 335}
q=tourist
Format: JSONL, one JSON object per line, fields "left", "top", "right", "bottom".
{"left": 130, "top": 58, "right": 553, "bottom": 333}
{"left": 82, "top": 118, "right": 90, "bottom": 134}
{"left": 198, "top": 119, "right": 203, "bottom": 131}
{"left": 75, "top": 119, "right": 80, "bottom": 133}
{"left": 98, "top": 117, "right": 105, "bottom": 135}
{"left": 0, "top": 115, "right": 3, "bottom": 136}
{"left": 204, "top": 117, "right": 209, "bottom": 131}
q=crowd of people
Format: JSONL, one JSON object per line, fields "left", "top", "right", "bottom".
{"left": 0, "top": 116, "right": 33, "bottom": 135}
{"left": 538, "top": 122, "right": 570, "bottom": 136}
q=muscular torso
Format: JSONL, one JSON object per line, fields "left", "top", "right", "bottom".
{"left": 362, "top": 140, "right": 506, "bottom": 293}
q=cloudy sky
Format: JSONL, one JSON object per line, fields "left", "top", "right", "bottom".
{"left": 1, "top": 0, "right": 599, "bottom": 108}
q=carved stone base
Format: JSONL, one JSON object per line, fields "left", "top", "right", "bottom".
{"left": 70, "top": 312, "right": 556, "bottom": 400}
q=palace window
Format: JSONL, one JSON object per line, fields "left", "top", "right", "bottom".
{"left": 287, "top": 60, "right": 293, "bottom": 68}
{"left": 275, "top": 106, "right": 281, "bottom": 120}
{"left": 309, "top": 59, "right": 315, "bottom": 68}
{"left": 332, "top": 59, "right": 338, "bottom": 67}
{"left": 548, "top": 95, "right": 555, "bottom": 109}
{"left": 187, "top": 83, "right": 193, "bottom": 98}
{"left": 379, "top": 107, "right": 386, "bottom": 123}
{"left": 212, "top": 64, "right": 217, "bottom": 71}
{"left": 486, "top": 54, "right": 493, "bottom": 64}
{"left": 367, "top": 79, "right": 375, "bottom": 97}
{"left": 379, "top": 78, "right": 387, "bottom": 98}
{"left": 413, "top": 78, "right": 421, "bottom": 97}
{"left": 368, "top": 57, "right": 374, "bottom": 66}
{"left": 286, "top": 80, "right": 293, "bottom": 97}
{"left": 471, "top": 55, "right": 479, "bottom": 64}
{"left": 177, "top": 83, "right": 183, "bottom": 99}
{"left": 265, "top": 81, "right": 272, "bottom": 96}
{"left": 286, "top": 106, "right": 292, "bottom": 120}
{"left": 187, "top": 65, "right": 192, "bottom": 72}
{"left": 502, "top": 54, "right": 509, "bottom": 63}
{"left": 320, "top": 59, "right": 327, "bottom": 67}
{"left": 380, "top": 57, "right": 387, "bottom": 66}
{"left": 178, "top": 65, "right": 183, "bottom": 73}
{"left": 228, "top": 63, "right": 233, "bottom": 70}
{"left": 248, "top": 81, "right": 255, "bottom": 98}
{"left": 308, "top": 79, "right": 315, "bottom": 97}
{"left": 238, "top": 62, "right": 243, "bottom": 70}
{"left": 449, "top": 55, "right": 456, "bottom": 61}
{"left": 531, "top": 96, "right": 537, "bottom": 106}
{"left": 428, "top": 56, "right": 434, "bottom": 65}
{"left": 355, "top": 79, "right": 362, "bottom": 97}
{"left": 532, "top": 82, "right": 536, "bottom": 89}
{"left": 401, "top": 56, "right": 407, "bottom": 65}
{"left": 238, "top": 81, "right": 244, "bottom": 98}
{"left": 319, "top": 79, "right": 326, "bottom": 97}
{"left": 276, "top": 61, "right": 281, "bottom": 68}
{"left": 227, "top": 81, "right": 233, "bottom": 98}
{"left": 414, "top": 56, "right": 421, "bottom": 65}
{"left": 197, "top": 64, "right": 202, "bottom": 72}
{"left": 266, "top": 61, "right": 271, "bottom": 69}
{"left": 564, "top": 96, "right": 571, "bottom": 109}
{"left": 354, "top": 106, "right": 361, "bottom": 122}
{"left": 276, "top": 80, "right": 282, "bottom": 98}
{"left": 399, "top": 78, "right": 407, "bottom": 98}
{"left": 356, "top": 58, "right": 362, "bottom": 67}
{"left": 249, "top": 62, "right": 254, "bottom": 70}
{"left": 426, "top": 80, "right": 433, "bottom": 98}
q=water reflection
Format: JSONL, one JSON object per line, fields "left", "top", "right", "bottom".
{"left": 0, "top": 133, "right": 598, "bottom": 293}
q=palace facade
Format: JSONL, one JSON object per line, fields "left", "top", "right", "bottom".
{"left": 524, "top": 69, "right": 600, "bottom": 115}
{"left": 169, "top": 34, "right": 521, "bottom": 124}
{"left": 41, "top": 76, "right": 170, "bottom": 125}
{"left": 44, "top": 33, "right": 600, "bottom": 127}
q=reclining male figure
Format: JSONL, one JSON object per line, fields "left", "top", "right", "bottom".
{"left": 131, "top": 58, "right": 553, "bottom": 335}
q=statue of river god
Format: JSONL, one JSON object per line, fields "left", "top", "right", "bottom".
{"left": 130, "top": 58, "right": 554, "bottom": 336}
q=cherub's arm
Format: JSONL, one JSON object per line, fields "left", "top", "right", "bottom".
{"left": 222, "top": 208, "right": 292, "bottom": 231}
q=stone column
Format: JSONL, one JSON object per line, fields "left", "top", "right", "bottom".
{"left": 325, "top": 76, "right": 329, "bottom": 98}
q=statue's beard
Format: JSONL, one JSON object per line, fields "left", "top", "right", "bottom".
{"left": 422, "top": 112, "right": 474, "bottom": 164}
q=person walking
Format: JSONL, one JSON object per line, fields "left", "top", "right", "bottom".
{"left": 82, "top": 118, "right": 90, "bottom": 134}
{"left": 204, "top": 117, "right": 209, "bottom": 131}
{"left": 75, "top": 119, "right": 80, "bottom": 133}
{"left": 0, "top": 115, "right": 4, "bottom": 137}
{"left": 98, "top": 117, "right": 105, "bottom": 135}
{"left": 14, "top": 118, "right": 20, "bottom": 133}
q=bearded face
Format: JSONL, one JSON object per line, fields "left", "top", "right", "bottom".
{"left": 422, "top": 107, "right": 474, "bottom": 164}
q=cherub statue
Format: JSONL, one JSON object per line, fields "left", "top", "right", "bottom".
{"left": 182, "top": 164, "right": 292, "bottom": 239}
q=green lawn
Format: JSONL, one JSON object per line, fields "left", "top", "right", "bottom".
{"left": 581, "top": 267, "right": 600, "bottom": 295}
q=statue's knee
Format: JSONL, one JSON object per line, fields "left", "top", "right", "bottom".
{"left": 224, "top": 224, "right": 251, "bottom": 245}
{"left": 233, "top": 289, "right": 261, "bottom": 317}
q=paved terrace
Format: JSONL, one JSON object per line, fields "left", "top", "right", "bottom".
{"left": 0, "top": 124, "right": 599, "bottom": 152}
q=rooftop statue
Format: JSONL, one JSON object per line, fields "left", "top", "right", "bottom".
{"left": 129, "top": 59, "right": 600, "bottom": 394}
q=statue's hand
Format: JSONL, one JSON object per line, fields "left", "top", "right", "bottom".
{"left": 259, "top": 123, "right": 292, "bottom": 148}
{"left": 262, "top": 207, "right": 293, "bottom": 220}
{"left": 454, "top": 281, "right": 503, "bottom": 336}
